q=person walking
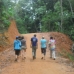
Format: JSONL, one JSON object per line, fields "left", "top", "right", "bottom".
{"left": 21, "top": 36, "right": 27, "bottom": 59}
{"left": 48, "top": 37, "right": 56, "bottom": 60}
{"left": 40, "top": 36, "right": 47, "bottom": 60}
{"left": 13, "top": 36, "right": 21, "bottom": 62}
{"left": 30, "top": 34, "right": 38, "bottom": 60}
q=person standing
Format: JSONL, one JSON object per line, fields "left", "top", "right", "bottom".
{"left": 21, "top": 36, "right": 27, "bottom": 59}
{"left": 48, "top": 37, "right": 56, "bottom": 60}
{"left": 30, "top": 34, "right": 38, "bottom": 60}
{"left": 14, "top": 36, "right": 21, "bottom": 62}
{"left": 40, "top": 36, "right": 47, "bottom": 60}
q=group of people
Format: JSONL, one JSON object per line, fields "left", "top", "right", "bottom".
{"left": 13, "top": 36, "right": 27, "bottom": 61}
{"left": 13, "top": 34, "right": 56, "bottom": 62}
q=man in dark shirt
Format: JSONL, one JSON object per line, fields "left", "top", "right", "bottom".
{"left": 30, "top": 34, "right": 38, "bottom": 60}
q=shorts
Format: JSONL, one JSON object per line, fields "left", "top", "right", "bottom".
{"left": 50, "top": 48, "right": 55, "bottom": 51}
{"left": 21, "top": 46, "right": 26, "bottom": 50}
{"left": 32, "top": 46, "right": 37, "bottom": 50}
{"left": 14, "top": 50, "right": 20, "bottom": 55}
{"left": 41, "top": 48, "right": 46, "bottom": 55}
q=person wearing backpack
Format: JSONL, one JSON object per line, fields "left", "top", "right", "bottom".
{"left": 40, "top": 36, "right": 47, "bottom": 60}
{"left": 48, "top": 37, "right": 56, "bottom": 60}
{"left": 30, "top": 34, "right": 38, "bottom": 60}
{"left": 21, "top": 36, "right": 27, "bottom": 59}
{"left": 14, "top": 36, "right": 21, "bottom": 62}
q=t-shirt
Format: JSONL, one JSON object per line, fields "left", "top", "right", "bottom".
{"left": 48, "top": 39, "right": 56, "bottom": 49}
{"left": 31, "top": 37, "right": 38, "bottom": 46}
{"left": 40, "top": 39, "right": 47, "bottom": 48}
{"left": 21, "top": 39, "right": 26, "bottom": 46}
{"left": 14, "top": 40, "right": 21, "bottom": 50}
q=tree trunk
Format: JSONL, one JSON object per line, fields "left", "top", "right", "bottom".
{"left": 68, "top": 0, "right": 73, "bottom": 17}
{"left": 60, "top": 0, "right": 63, "bottom": 32}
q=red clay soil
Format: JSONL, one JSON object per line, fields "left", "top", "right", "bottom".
{"left": 7, "top": 20, "right": 20, "bottom": 44}
{"left": 0, "top": 20, "right": 20, "bottom": 52}
{"left": 32, "top": 32, "right": 73, "bottom": 54}
{"left": 1, "top": 33, "right": 74, "bottom": 74}
{"left": 0, "top": 21, "right": 74, "bottom": 74}
{"left": 49, "top": 32, "right": 73, "bottom": 53}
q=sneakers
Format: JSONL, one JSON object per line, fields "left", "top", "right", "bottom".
{"left": 33, "top": 56, "right": 36, "bottom": 60}
{"left": 24, "top": 57, "right": 26, "bottom": 59}
{"left": 15, "top": 58, "right": 17, "bottom": 61}
{"left": 50, "top": 57, "right": 52, "bottom": 58}
{"left": 41, "top": 57, "right": 43, "bottom": 59}
{"left": 53, "top": 58, "right": 55, "bottom": 60}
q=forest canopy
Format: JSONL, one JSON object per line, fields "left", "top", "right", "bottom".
{"left": 0, "top": 0, "right": 74, "bottom": 40}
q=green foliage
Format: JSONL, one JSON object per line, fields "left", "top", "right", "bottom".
{"left": 0, "top": 0, "right": 11, "bottom": 33}
{"left": 67, "top": 53, "right": 74, "bottom": 61}
{"left": 59, "top": 48, "right": 74, "bottom": 62}
{"left": 1, "top": 0, "right": 74, "bottom": 41}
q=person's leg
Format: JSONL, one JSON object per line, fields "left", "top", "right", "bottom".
{"left": 15, "top": 50, "right": 20, "bottom": 61}
{"left": 15, "top": 50, "right": 18, "bottom": 61}
{"left": 15, "top": 55, "right": 18, "bottom": 61}
{"left": 21, "top": 49, "right": 25, "bottom": 59}
{"left": 44, "top": 48, "right": 46, "bottom": 59}
{"left": 17, "top": 50, "right": 21, "bottom": 62}
{"left": 21, "top": 49, "right": 23, "bottom": 59}
{"left": 52, "top": 50, "right": 56, "bottom": 60}
{"left": 33, "top": 46, "right": 36, "bottom": 59}
{"left": 23, "top": 49, "right": 26, "bottom": 59}
{"left": 41, "top": 48, "right": 44, "bottom": 59}
{"left": 50, "top": 49, "right": 52, "bottom": 58}
{"left": 32, "top": 47, "right": 35, "bottom": 59}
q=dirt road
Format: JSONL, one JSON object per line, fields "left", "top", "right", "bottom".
{"left": 0, "top": 33, "right": 74, "bottom": 74}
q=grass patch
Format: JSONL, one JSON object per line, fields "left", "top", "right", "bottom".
{"left": 59, "top": 48, "right": 74, "bottom": 62}
{"left": 67, "top": 53, "right": 74, "bottom": 62}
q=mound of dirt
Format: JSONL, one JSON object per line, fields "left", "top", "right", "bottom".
{"left": 49, "top": 32, "right": 73, "bottom": 54}
{"left": 35, "top": 32, "right": 73, "bottom": 54}
{"left": 7, "top": 20, "right": 20, "bottom": 44}
{"left": 0, "top": 20, "right": 20, "bottom": 52}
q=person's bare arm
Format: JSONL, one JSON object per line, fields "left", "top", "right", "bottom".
{"left": 30, "top": 41, "right": 32, "bottom": 48}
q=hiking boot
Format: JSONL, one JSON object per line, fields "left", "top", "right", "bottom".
{"left": 41, "top": 57, "right": 43, "bottom": 59}
{"left": 50, "top": 57, "right": 52, "bottom": 58}
{"left": 33, "top": 56, "right": 35, "bottom": 60}
{"left": 15, "top": 59, "right": 17, "bottom": 62}
{"left": 24, "top": 57, "right": 26, "bottom": 59}
{"left": 34, "top": 57, "right": 36, "bottom": 59}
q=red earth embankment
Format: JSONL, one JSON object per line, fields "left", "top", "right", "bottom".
{"left": 0, "top": 20, "right": 20, "bottom": 52}
{"left": 49, "top": 32, "right": 73, "bottom": 54}
{"left": 29, "top": 32, "right": 73, "bottom": 54}
{"left": 7, "top": 20, "right": 20, "bottom": 44}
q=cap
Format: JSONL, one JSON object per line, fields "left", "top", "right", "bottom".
{"left": 16, "top": 36, "right": 18, "bottom": 38}
{"left": 16, "top": 36, "right": 18, "bottom": 39}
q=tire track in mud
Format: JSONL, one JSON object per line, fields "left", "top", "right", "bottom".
{"left": 0, "top": 47, "right": 15, "bottom": 69}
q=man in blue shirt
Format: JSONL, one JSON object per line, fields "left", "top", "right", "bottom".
{"left": 14, "top": 36, "right": 21, "bottom": 62}
{"left": 30, "top": 34, "right": 38, "bottom": 60}
{"left": 40, "top": 36, "right": 47, "bottom": 60}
